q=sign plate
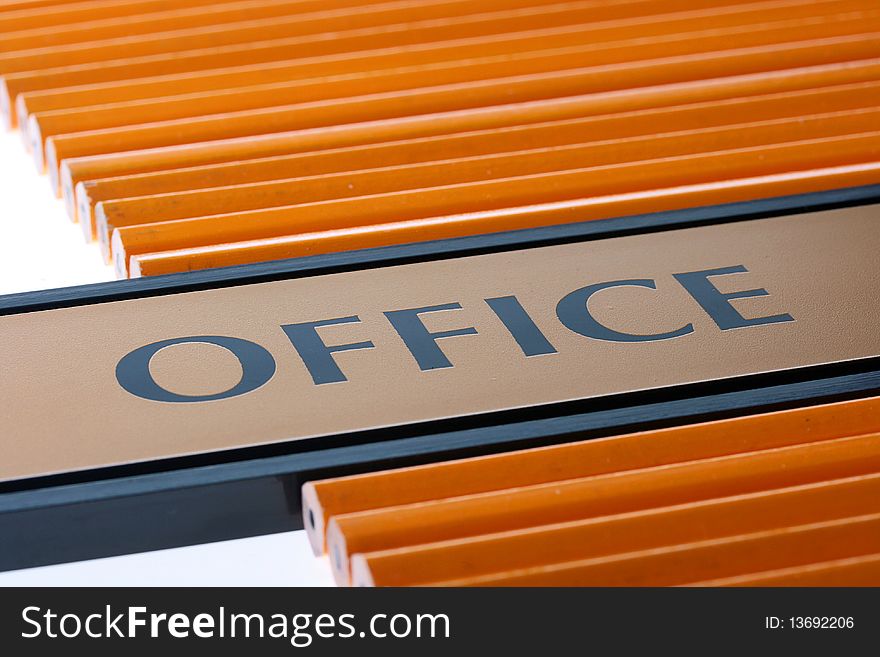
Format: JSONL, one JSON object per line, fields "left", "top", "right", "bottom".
{"left": 2, "top": 205, "right": 879, "bottom": 482}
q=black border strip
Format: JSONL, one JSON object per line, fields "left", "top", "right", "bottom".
{"left": 1, "top": 185, "right": 879, "bottom": 571}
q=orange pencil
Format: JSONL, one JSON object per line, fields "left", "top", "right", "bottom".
{"left": 111, "top": 131, "right": 880, "bottom": 276}
{"left": 16, "top": 0, "right": 847, "bottom": 125}
{"left": 0, "top": 0, "right": 387, "bottom": 55}
{"left": 28, "top": 4, "right": 875, "bottom": 153}
{"left": 685, "top": 553, "right": 880, "bottom": 586}
{"left": 73, "top": 77, "right": 880, "bottom": 234}
{"left": 303, "top": 396, "right": 880, "bottom": 555}
{"left": 0, "top": 0, "right": 558, "bottom": 75}
{"left": 101, "top": 108, "right": 880, "bottom": 264}
{"left": 350, "top": 473, "right": 880, "bottom": 586}
{"left": 41, "top": 30, "right": 880, "bottom": 177}
{"left": 3, "top": 0, "right": 773, "bottom": 125}
{"left": 0, "top": 0, "right": 236, "bottom": 35}
{"left": 326, "top": 431, "right": 880, "bottom": 585}
{"left": 129, "top": 162, "right": 880, "bottom": 278}
{"left": 0, "top": 0, "right": 100, "bottom": 11}
{"left": 56, "top": 59, "right": 880, "bottom": 201}
{"left": 428, "top": 513, "right": 880, "bottom": 586}
{"left": 96, "top": 107, "right": 877, "bottom": 244}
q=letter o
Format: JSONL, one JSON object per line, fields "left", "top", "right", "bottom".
{"left": 389, "top": 615, "right": 411, "bottom": 638}
{"left": 60, "top": 614, "right": 82, "bottom": 638}
{"left": 116, "top": 335, "right": 276, "bottom": 403}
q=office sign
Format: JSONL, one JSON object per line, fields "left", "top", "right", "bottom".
{"left": 2, "top": 203, "right": 878, "bottom": 484}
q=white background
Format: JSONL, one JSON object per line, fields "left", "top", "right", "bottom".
{"left": 0, "top": 128, "right": 334, "bottom": 586}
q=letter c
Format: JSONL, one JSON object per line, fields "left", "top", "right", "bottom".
{"left": 557, "top": 279, "right": 694, "bottom": 342}
{"left": 116, "top": 335, "right": 276, "bottom": 402}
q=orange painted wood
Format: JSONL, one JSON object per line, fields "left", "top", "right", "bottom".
{"left": 427, "top": 513, "right": 880, "bottom": 586}
{"left": 129, "top": 162, "right": 880, "bottom": 278}
{"left": 0, "top": 1, "right": 99, "bottom": 11}
{"left": 0, "top": 0, "right": 381, "bottom": 56}
{"left": 303, "top": 396, "right": 880, "bottom": 555}
{"left": 3, "top": 0, "right": 770, "bottom": 126}
{"left": 685, "top": 553, "right": 880, "bottom": 586}
{"left": 57, "top": 58, "right": 880, "bottom": 201}
{"left": 325, "top": 431, "right": 880, "bottom": 585}
{"left": 41, "top": 29, "right": 880, "bottom": 177}
{"left": 16, "top": 0, "right": 840, "bottom": 125}
{"left": 0, "top": 0, "right": 235, "bottom": 35}
{"left": 128, "top": 162, "right": 880, "bottom": 278}
{"left": 101, "top": 106, "right": 879, "bottom": 255}
{"left": 73, "top": 77, "right": 880, "bottom": 234}
{"left": 104, "top": 109, "right": 880, "bottom": 266}
{"left": 26, "top": 1, "right": 868, "bottom": 144}
{"left": 114, "top": 131, "right": 880, "bottom": 276}
{"left": 0, "top": 0, "right": 675, "bottom": 77}
{"left": 349, "top": 474, "right": 880, "bottom": 586}
{"left": 97, "top": 106, "right": 878, "bottom": 252}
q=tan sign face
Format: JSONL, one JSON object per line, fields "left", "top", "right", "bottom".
{"left": 2, "top": 206, "right": 879, "bottom": 482}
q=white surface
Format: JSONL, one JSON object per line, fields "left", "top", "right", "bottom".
{"left": 0, "top": 129, "right": 114, "bottom": 295}
{"left": 0, "top": 129, "right": 335, "bottom": 586}
{"left": 0, "top": 533, "right": 335, "bottom": 587}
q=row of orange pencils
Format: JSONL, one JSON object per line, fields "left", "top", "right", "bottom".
{"left": 0, "top": 0, "right": 878, "bottom": 277}
{"left": 304, "top": 397, "right": 880, "bottom": 586}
